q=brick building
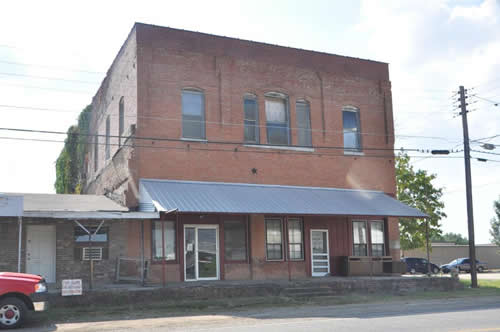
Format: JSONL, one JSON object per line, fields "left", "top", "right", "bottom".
{"left": 82, "top": 22, "right": 424, "bottom": 283}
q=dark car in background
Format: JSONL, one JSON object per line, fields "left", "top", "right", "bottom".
{"left": 401, "top": 257, "right": 441, "bottom": 274}
{"left": 440, "top": 258, "right": 488, "bottom": 273}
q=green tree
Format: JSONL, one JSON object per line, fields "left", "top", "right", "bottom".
{"left": 396, "top": 153, "right": 446, "bottom": 251}
{"left": 54, "top": 105, "right": 92, "bottom": 194}
{"left": 490, "top": 196, "right": 500, "bottom": 246}
{"left": 431, "top": 232, "right": 468, "bottom": 245}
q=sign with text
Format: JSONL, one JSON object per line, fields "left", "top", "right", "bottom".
{"left": 61, "top": 279, "right": 82, "bottom": 296}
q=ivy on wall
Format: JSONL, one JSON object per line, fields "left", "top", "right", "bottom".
{"left": 54, "top": 105, "right": 92, "bottom": 194}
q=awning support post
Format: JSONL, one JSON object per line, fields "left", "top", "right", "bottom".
{"left": 74, "top": 220, "right": 105, "bottom": 290}
{"left": 141, "top": 220, "right": 145, "bottom": 286}
{"left": 17, "top": 216, "right": 22, "bottom": 273}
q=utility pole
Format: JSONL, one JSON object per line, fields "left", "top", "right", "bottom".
{"left": 458, "top": 85, "right": 478, "bottom": 288}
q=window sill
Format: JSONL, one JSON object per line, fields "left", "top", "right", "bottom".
{"left": 344, "top": 150, "right": 364, "bottom": 156}
{"left": 244, "top": 144, "right": 314, "bottom": 152}
{"left": 181, "top": 137, "right": 208, "bottom": 143}
{"left": 151, "top": 259, "right": 178, "bottom": 265}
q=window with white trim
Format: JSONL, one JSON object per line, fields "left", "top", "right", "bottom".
{"left": 182, "top": 89, "right": 205, "bottom": 139}
{"left": 296, "top": 100, "right": 312, "bottom": 147}
{"left": 243, "top": 95, "right": 259, "bottom": 143}
{"left": 105, "top": 116, "right": 110, "bottom": 160}
{"left": 152, "top": 221, "right": 176, "bottom": 260}
{"left": 265, "top": 218, "right": 283, "bottom": 260}
{"left": 265, "top": 93, "right": 289, "bottom": 145}
{"left": 288, "top": 218, "right": 304, "bottom": 260}
{"left": 352, "top": 220, "right": 367, "bottom": 256}
{"left": 343, "top": 107, "right": 361, "bottom": 152}
{"left": 118, "top": 97, "right": 124, "bottom": 147}
{"left": 370, "top": 220, "right": 385, "bottom": 256}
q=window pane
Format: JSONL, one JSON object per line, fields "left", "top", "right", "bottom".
{"left": 224, "top": 220, "right": 247, "bottom": 261}
{"left": 152, "top": 221, "right": 176, "bottom": 260}
{"left": 119, "top": 97, "right": 124, "bottom": 146}
{"left": 266, "top": 219, "right": 283, "bottom": 260}
{"left": 371, "top": 221, "right": 384, "bottom": 244}
{"left": 105, "top": 116, "right": 110, "bottom": 159}
{"left": 244, "top": 98, "right": 259, "bottom": 143}
{"left": 353, "top": 221, "right": 367, "bottom": 244}
{"left": 288, "top": 219, "right": 303, "bottom": 260}
{"left": 182, "top": 91, "right": 205, "bottom": 139}
{"left": 75, "top": 227, "right": 108, "bottom": 242}
{"left": 296, "top": 101, "right": 312, "bottom": 147}
{"left": 266, "top": 98, "right": 288, "bottom": 145}
{"left": 343, "top": 109, "right": 361, "bottom": 150}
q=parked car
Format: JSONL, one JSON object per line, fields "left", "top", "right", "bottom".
{"left": 0, "top": 272, "right": 48, "bottom": 329}
{"left": 440, "top": 258, "right": 488, "bottom": 273}
{"left": 401, "top": 257, "right": 441, "bottom": 274}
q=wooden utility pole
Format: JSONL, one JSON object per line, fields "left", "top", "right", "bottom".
{"left": 458, "top": 85, "right": 478, "bottom": 288}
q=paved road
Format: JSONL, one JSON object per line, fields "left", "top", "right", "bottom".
{"left": 21, "top": 296, "right": 500, "bottom": 332}
{"left": 460, "top": 272, "right": 500, "bottom": 280}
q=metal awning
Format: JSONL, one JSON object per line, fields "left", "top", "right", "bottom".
{"left": 139, "top": 179, "right": 427, "bottom": 218}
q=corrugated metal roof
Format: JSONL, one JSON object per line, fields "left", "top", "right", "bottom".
{"left": 139, "top": 179, "right": 427, "bottom": 218}
{"left": 1, "top": 193, "right": 128, "bottom": 212}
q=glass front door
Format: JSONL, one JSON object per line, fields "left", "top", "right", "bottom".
{"left": 310, "top": 229, "right": 330, "bottom": 277}
{"left": 184, "top": 225, "right": 219, "bottom": 281}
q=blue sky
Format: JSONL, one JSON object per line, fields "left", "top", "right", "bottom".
{"left": 0, "top": 0, "right": 499, "bottom": 243}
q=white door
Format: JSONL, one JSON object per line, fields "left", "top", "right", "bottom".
{"left": 26, "top": 225, "right": 56, "bottom": 283}
{"left": 311, "top": 229, "right": 330, "bottom": 277}
{"left": 184, "top": 225, "right": 219, "bottom": 281}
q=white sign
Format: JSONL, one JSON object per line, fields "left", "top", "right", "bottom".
{"left": 61, "top": 279, "right": 83, "bottom": 296}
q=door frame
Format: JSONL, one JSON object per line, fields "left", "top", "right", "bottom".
{"left": 26, "top": 224, "right": 56, "bottom": 283}
{"left": 183, "top": 224, "right": 220, "bottom": 281}
{"left": 310, "top": 229, "right": 330, "bottom": 277}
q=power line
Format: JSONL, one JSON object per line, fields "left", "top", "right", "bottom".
{"left": 0, "top": 60, "right": 104, "bottom": 75}
{"left": 0, "top": 126, "right": 421, "bottom": 152}
{"left": 0, "top": 82, "right": 93, "bottom": 94}
{"left": 0, "top": 104, "right": 463, "bottom": 142}
{"left": 0, "top": 72, "right": 100, "bottom": 84}
{"left": 0, "top": 135, "right": 480, "bottom": 161}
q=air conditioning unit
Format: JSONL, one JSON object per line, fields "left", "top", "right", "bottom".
{"left": 82, "top": 247, "right": 103, "bottom": 261}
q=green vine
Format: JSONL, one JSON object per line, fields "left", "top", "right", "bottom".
{"left": 54, "top": 105, "right": 92, "bottom": 194}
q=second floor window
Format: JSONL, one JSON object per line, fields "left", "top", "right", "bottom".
{"left": 118, "top": 97, "right": 124, "bottom": 147}
{"left": 265, "top": 93, "right": 289, "bottom": 145}
{"left": 296, "top": 100, "right": 312, "bottom": 147}
{"left": 343, "top": 107, "right": 361, "bottom": 152}
{"left": 182, "top": 89, "right": 205, "bottom": 139}
{"left": 243, "top": 95, "right": 259, "bottom": 143}
{"left": 105, "top": 116, "right": 110, "bottom": 160}
{"left": 94, "top": 135, "right": 98, "bottom": 172}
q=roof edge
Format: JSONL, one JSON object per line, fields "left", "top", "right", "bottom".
{"left": 139, "top": 178, "right": 386, "bottom": 194}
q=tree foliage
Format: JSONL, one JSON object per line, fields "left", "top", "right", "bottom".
{"left": 490, "top": 196, "right": 500, "bottom": 246}
{"left": 431, "top": 232, "right": 468, "bottom": 245}
{"left": 396, "top": 153, "right": 446, "bottom": 250}
{"left": 54, "top": 105, "right": 92, "bottom": 194}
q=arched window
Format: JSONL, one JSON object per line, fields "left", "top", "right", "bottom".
{"left": 264, "top": 92, "right": 289, "bottom": 145}
{"left": 105, "top": 116, "right": 111, "bottom": 160}
{"left": 295, "top": 99, "right": 312, "bottom": 147}
{"left": 118, "top": 97, "right": 124, "bottom": 147}
{"left": 342, "top": 106, "right": 361, "bottom": 152}
{"left": 243, "top": 94, "right": 259, "bottom": 143}
{"left": 181, "top": 89, "right": 205, "bottom": 139}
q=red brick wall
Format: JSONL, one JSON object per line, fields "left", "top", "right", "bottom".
{"left": 133, "top": 23, "right": 396, "bottom": 199}
{"left": 85, "top": 23, "right": 396, "bottom": 204}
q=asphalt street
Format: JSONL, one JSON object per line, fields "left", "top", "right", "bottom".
{"left": 21, "top": 296, "right": 500, "bottom": 332}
